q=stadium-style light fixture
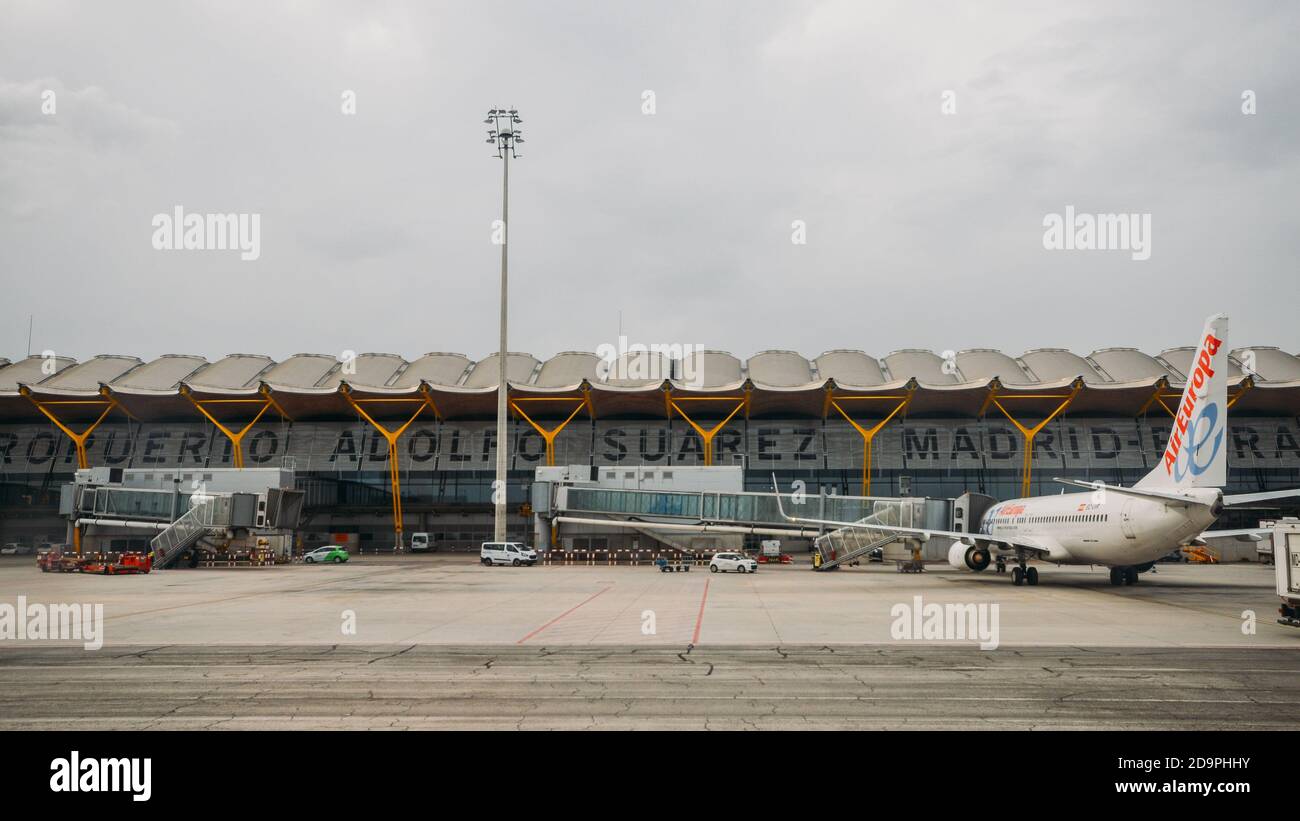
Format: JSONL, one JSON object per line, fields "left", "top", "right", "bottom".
{"left": 484, "top": 106, "right": 524, "bottom": 542}
{"left": 485, "top": 108, "right": 524, "bottom": 160}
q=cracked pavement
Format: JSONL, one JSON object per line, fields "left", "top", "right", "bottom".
{"left": 1, "top": 556, "right": 1297, "bottom": 729}
{"left": 1, "top": 644, "right": 1298, "bottom": 730}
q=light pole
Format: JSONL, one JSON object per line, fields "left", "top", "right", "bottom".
{"left": 485, "top": 107, "right": 524, "bottom": 542}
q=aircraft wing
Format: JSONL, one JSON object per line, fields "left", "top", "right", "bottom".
{"left": 979, "top": 532, "right": 1065, "bottom": 559}
{"left": 1223, "top": 488, "right": 1300, "bottom": 506}
{"left": 769, "top": 476, "right": 1055, "bottom": 557}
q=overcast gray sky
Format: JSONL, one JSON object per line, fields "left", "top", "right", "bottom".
{"left": 1, "top": 0, "right": 1296, "bottom": 367}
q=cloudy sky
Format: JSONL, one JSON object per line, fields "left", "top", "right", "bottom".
{"left": 1, "top": 0, "right": 1296, "bottom": 368}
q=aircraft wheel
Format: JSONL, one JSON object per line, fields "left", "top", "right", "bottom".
{"left": 1124, "top": 566, "right": 1139, "bottom": 585}
{"left": 1012, "top": 566, "right": 1024, "bottom": 586}
{"left": 1109, "top": 567, "right": 1123, "bottom": 586}
{"left": 1026, "top": 567, "right": 1039, "bottom": 586}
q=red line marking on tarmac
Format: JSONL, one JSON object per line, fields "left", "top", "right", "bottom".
{"left": 692, "top": 579, "right": 711, "bottom": 645}
{"left": 516, "top": 586, "right": 613, "bottom": 644}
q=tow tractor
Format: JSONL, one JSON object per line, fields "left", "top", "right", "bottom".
{"left": 36, "top": 550, "right": 83, "bottom": 573}
{"left": 38, "top": 550, "right": 152, "bottom": 575}
{"left": 80, "top": 552, "right": 152, "bottom": 575}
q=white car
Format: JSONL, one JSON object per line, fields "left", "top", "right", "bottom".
{"left": 481, "top": 542, "right": 537, "bottom": 567}
{"left": 0, "top": 543, "right": 22, "bottom": 555}
{"left": 303, "top": 546, "right": 349, "bottom": 564}
{"left": 710, "top": 552, "right": 758, "bottom": 573}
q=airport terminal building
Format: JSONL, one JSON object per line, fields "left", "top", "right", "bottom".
{"left": 1, "top": 345, "right": 1298, "bottom": 551}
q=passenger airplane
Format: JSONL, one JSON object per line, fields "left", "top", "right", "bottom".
{"left": 775, "top": 313, "right": 1299, "bottom": 586}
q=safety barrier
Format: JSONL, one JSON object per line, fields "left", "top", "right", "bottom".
{"left": 541, "top": 549, "right": 721, "bottom": 567}
{"left": 199, "top": 550, "right": 284, "bottom": 568}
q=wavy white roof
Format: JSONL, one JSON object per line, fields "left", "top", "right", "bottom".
{"left": 3, "top": 344, "right": 1298, "bottom": 393}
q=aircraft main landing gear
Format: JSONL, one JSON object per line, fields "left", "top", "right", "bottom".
{"left": 1011, "top": 561, "right": 1038, "bottom": 586}
{"left": 1109, "top": 566, "right": 1139, "bottom": 586}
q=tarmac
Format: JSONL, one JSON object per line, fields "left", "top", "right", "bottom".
{"left": 1, "top": 555, "right": 1296, "bottom": 729}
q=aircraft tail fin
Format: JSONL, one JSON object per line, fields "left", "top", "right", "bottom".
{"left": 1136, "top": 313, "right": 1229, "bottom": 489}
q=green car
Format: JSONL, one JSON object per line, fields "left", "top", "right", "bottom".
{"left": 304, "top": 546, "right": 349, "bottom": 564}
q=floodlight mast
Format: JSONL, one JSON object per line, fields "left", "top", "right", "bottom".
{"left": 484, "top": 107, "right": 524, "bottom": 542}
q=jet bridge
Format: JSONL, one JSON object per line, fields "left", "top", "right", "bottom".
{"left": 533, "top": 466, "right": 952, "bottom": 559}
{"left": 59, "top": 467, "right": 303, "bottom": 563}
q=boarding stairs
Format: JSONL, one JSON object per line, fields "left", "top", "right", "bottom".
{"left": 149, "top": 496, "right": 230, "bottom": 569}
{"left": 812, "top": 499, "right": 916, "bottom": 571}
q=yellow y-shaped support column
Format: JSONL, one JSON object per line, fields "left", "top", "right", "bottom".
{"left": 181, "top": 386, "right": 283, "bottom": 469}
{"left": 511, "top": 395, "right": 592, "bottom": 466}
{"left": 827, "top": 388, "right": 914, "bottom": 497}
{"left": 21, "top": 386, "right": 134, "bottom": 556}
{"left": 986, "top": 379, "right": 1082, "bottom": 497}
{"left": 19, "top": 385, "right": 131, "bottom": 470}
{"left": 668, "top": 395, "right": 748, "bottom": 466}
{"left": 1136, "top": 378, "right": 1170, "bottom": 418}
{"left": 417, "top": 383, "right": 444, "bottom": 421}
{"left": 1148, "top": 376, "right": 1253, "bottom": 418}
{"left": 341, "top": 388, "right": 429, "bottom": 547}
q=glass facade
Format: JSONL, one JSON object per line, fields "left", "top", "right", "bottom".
{"left": 2, "top": 415, "right": 1298, "bottom": 548}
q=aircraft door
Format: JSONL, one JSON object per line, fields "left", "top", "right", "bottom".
{"left": 1120, "top": 499, "right": 1137, "bottom": 539}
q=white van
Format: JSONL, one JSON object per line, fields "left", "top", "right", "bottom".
{"left": 481, "top": 542, "right": 538, "bottom": 567}
{"left": 410, "top": 532, "right": 432, "bottom": 552}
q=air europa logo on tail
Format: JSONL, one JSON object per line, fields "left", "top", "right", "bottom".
{"left": 1163, "top": 332, "right": 1224, "bottom": 478}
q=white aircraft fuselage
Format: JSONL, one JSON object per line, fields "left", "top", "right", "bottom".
{"left": 978, "top": 486, "right": 1222, "bottom": 567}
{"left": 778, "top": 313, "right": 1298, "bottom": 586}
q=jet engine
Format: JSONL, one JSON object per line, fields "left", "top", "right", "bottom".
{"left": 947, "top": 540, "right": 991, "bottom": 572}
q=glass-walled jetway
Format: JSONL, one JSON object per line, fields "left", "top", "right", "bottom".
{"left": 558, "top": 485, "right": 950, "bottom": 530}
{"left": 54, "top": 467, "right": 305, "bottom": 560}
{"left": 535, "top": 468, "right": 953, "bottom": 556}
